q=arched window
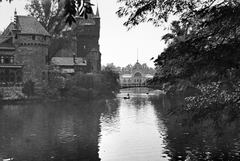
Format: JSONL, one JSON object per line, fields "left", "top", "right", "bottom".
{"left": 0, "top": 56, "right": 4, "bottom": 64}
{"left": 16, "top": 70, "right": 23, "bottom": 82}
{"left": 134, "top": 72, "right": 142, "bottom": 77}
{"left": 5, "top": 69, "right": 10, "bottom": 75}
{"left": 10, "top": 56, "right": 14, "bottom": 63}
{"left": 16, "top": 70, "right": 23, "bottom": 76}
{"left": 123, "top": 79, "right": 126, "bottom": 82}
{"left": 10, "top": 72, "right": 15, "bottom": 82}
{"left": 0, "top": 72, "right": 4, "bottom": 82}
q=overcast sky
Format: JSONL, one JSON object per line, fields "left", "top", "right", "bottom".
{"left": 0, "top": 0, "right": 169, "bottom": 67}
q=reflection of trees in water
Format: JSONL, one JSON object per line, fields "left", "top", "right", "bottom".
{"left": 149, "top": 94, "right": 240, "bottom": 160}
{"left": 130, "top": 96, "right": 148, "bottom": 108}
{"left": 0, "top": 100, "right": 108, "bottom": 161}
{"left": 100, "top": 99, "right": 121, "bottom": 134}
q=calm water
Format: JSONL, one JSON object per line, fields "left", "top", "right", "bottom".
{"left": 0, "top": 88, "right": 239, "bottom": 161}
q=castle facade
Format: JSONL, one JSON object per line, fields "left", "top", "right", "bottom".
{"left": 0, "top": 11, "right": 51, "bottom": 87}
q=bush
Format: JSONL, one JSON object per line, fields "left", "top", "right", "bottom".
{"left": 22, "top": 80, "right": 34, "bottom": 97}
{"left": 64, "top": 86, "right": 91, "bottom": 99}
{"left": 0, "top": 90, "right": 3, "bottom": 99}
{"left": 39, "top": 86, "right": 59, "bottom": 99}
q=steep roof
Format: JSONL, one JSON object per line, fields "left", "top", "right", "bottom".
{"left": 0, "top": 36, "right": 11, "bottom": 44}
{"left": 94, "top": 5, "right": 100, "bottom": 18}
{"left": 16, "top": 16, "right": 51, "bottom": 36}
{"left": 0, "top": 36, "right": 15, "bottom": 50}
{"left": 133, "top": 61, "right": 143, "bottom": 69}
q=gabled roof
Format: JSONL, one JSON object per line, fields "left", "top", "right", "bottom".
{"left": 52, "top": 57, "right": 87, "bottom": 66}
{"left": 0, "top": 36, "right": 11, "bottom": 44}
{"left": 16, "top": 16, "right": 51, "bottom": 36}
{"left": 0, "top": 36, "right": 15, "bottom": 50}
{"left": 2, "top": 22, "right": 15, "bottom": 36}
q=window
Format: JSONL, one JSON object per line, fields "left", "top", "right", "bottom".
{"left": 45, "top": 55, "right": 48, "bottom": 64}
{"left": 10, "top": 56, "right": 14, "bottom": 63}
{"left": 16, "top": 70, "right": 23, "bottom": 82}
{"left": 32, "top": 35, "right": 36, "bottom": 40}
{"left": 15, "top": 34, "right": 18, "bottom": 39}
{"left": 42, "top": 71, "right": 46, "bottom": 80}
{"left": 43, "top": 36, "right": 47, "bottom": 41}
{"left": 134, "top": 72, "right": 142, "bottom": 77}
{"left": 0, "top": 55, "right": 14, "bottom": 64}
{"left": 0, "top": 56, "right": 3, "bottom": 64}
{"left": 0, "top": 69, "right": 23, "bottom": 84}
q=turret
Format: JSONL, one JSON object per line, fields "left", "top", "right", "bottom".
{"left": 12, "top": 9, "right": 21, "bottom": 44}
{"left": 76, "top": 1, "right": 100, "bottom": 58}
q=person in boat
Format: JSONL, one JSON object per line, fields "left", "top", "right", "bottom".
{"left": 124, "top": 93, "right": 130, "bottom": 99}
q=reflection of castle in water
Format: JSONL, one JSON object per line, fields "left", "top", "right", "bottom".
{"left": 0, "top": 101, "right": 107, "bottom": 161}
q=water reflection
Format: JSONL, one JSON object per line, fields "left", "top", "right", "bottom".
{"left": 0, "top": 100, "right": 105, "bottom": 161}
{"left": 149, "top": 94, "right": 240, "bottom": 160}
{"left": 99, "top": 91, "right": 169, "bottom": 161}
{"left": 1, "top": 89, "right": 240, "bottom": 161}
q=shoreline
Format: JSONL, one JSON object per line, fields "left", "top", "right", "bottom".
{"left": 0, "top": 94, "right": 117, "bottom": 105}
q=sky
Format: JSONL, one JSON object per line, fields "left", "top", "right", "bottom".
{"left": 0, "top": 0, "right": 170, "bottom": 68}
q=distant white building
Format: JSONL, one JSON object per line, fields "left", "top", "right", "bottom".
{"left": 119, "top": 61, "right": 154, "bottom": 86}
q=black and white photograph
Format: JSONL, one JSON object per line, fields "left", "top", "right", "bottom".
{"left": 0, "top": 0, "right": 240, "bottom": 160}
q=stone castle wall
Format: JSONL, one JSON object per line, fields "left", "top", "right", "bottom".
{"left": 14, "top": 34, "right": 50, "bottom": 86}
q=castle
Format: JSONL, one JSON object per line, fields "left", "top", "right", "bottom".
{"left": 0, "top": 10, "right": 51, "bottom": 87}
{"left": 0, "top": 1, "right": 101, "bottom": 87}
{"left": 53, "top": 0, "right": 101, "bottom": 73}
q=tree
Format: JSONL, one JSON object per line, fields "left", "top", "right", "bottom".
{"left": 152, "top": 1, "right": 240, "bottom": 134}
{"left": 116, "top": 0, "right": 240, "bottom": 132}
{"left": 25, "top": 0, "right": 65, "bottom": 37}
{"left": 161, "top": 20, "right": 190, "bottom": 44}
{"left": 2, "top": 0, "right": 94, "bottom": 26}
{"left": 116, "top": 0, "right": 240, "bottom": 29}
{"left": 24, "top": 0, "right": 80, "bottom": 60}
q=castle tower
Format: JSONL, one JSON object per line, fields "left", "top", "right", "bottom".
{"left": 1, "top": 11, "right": 51, "bottom": 87}
{"left": 75, "top": 1, "right": 101, "bottom": 72}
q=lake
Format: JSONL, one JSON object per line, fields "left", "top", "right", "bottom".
{"left": 0, "top": 88, "right": 239, "bottom": 161}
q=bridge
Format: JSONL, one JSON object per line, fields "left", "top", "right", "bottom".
{"left": 120, "top": 84, "right": 162, "bottom": 89}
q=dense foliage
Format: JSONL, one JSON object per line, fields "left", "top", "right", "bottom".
{"left": 2, "top": 0, "right": 94, "bottom": 27}
{"left": 24, "top": 0, "right": 78, "bottom": 60}
{"left": 117, "top": 0, "right": 240, "bottom": 133}
{"left": 39, "top": 64, "right": 120, "bottom": 100}
{"left": 25, "top": 0, "right": 65, "bottom": 37}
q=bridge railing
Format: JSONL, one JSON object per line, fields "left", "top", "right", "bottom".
{"left": 120, "top": 83, "right": 162, "bottom": 89}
